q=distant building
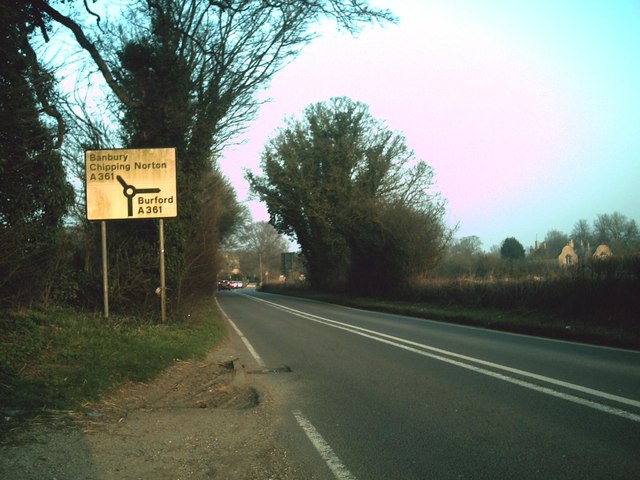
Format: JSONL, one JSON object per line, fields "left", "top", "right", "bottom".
{"left": 556, "top": 239, "right": 613, "bottom": 268}
{"left": 593, "top": 244, "right": 613, "bottom": 260}
{"left": 533, "top": 239, "right": 548, "bottom": 252}
{"left": 558, "top": 240, "right": 579, "bottom": 267}
{"left": 574, "top": 239, "right": 592, "bottom": 258}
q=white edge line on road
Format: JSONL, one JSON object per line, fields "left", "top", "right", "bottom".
{"left": 215, "top": 298, "right": 265, "bottom": 367}
{"left": 216, "top": 296, "right": 356, "bottom": 478}
{"left": 244, "top": 294, "right": 640, "bottom": 423}
{"left": 293, "top": 410, "right": 357, "bottom": 480}
{"left": 337, "top": 303, "right": 639, "bottom": 354}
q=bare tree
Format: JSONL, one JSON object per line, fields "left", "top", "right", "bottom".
{"left": 571, "top": 219, "right": 593, "bottom": 249}
{"left": 543, "top": 229, "right": 569, "bottom": 257}
{"left": 28, "top": 0, "right": 395, "bottom": 153}
{"left": 224, "top": 220, "right": 290, "bottom": 282}
{"left": 593, "top": 212, "right": 639, "bottom": 253}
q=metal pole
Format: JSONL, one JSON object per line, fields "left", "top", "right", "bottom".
{"left": 101, "top": 221, "right": 109, "bottom": 318}
{"left": 159, "top": 219, "right": 166, "bottom": 323}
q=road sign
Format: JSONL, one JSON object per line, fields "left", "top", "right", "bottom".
{"left": 85, "top": 148, "right": 177, "bottom": 220}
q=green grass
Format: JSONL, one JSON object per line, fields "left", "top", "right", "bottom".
{"left": 261, "top": 285, "right": 640, "bottom": 350}
{"left": 0, "top": 299, "right": 225, "bottom": 430}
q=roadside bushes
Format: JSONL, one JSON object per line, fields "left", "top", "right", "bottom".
{"left": 405, "top": 273, "right": 639, "bottom": 328}
{"left": 434, "top": 251, "right": 560, "bottom": 280}
{"left": 589, "top": 253, "right": 640, "bottom": 281}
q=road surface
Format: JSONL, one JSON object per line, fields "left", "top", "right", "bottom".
{"left": 216, "top": 289, "right": 640, "bottom": 479}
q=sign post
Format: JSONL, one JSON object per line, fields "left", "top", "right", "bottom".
{"left": 159, "top": 218, "right": 166, "bottom": 323}
{"left": 85, "top": 148, "right": 178, "bottom": 322}
{"left": 101, "top": 221, "right": 109, "bottom": 318}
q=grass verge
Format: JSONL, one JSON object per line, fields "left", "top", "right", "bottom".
{"left": 0, "top": 297, "right": 225, "bottom": 434}
{"left": 261, "top": 285, "right": 640, "bottom": 351}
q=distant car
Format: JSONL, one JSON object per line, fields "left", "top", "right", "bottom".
{"left": 217, "top": 279, "right": 231, "bottom": 290}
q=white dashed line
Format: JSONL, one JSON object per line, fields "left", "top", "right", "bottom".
{"left": 293, "top": 410, "right": 357, "bottom": 480}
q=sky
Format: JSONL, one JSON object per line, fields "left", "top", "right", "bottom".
{"left": 219, "top": 0, "right": 640, "bottom": 251}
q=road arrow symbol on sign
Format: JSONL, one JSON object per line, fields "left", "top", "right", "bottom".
{"left": 116, "top": 175, "right": 161, "bottom": 217}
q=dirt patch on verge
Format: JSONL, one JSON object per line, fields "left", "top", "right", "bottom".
{"left": 0, "top": 339, "right": 302, "bottom": 479}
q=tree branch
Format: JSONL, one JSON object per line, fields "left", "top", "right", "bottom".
{"left": 83, "top": 0, "right": 103, "bottom": 31}
{"left": 31, "top": 0, "right": 133, "bottom": 106}
{"left": 18, "top": 25, "right": 65, "bottom": 149}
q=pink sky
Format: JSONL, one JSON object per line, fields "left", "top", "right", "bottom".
{"left": 220, "top": 0, "right": 640, "bottom": 250}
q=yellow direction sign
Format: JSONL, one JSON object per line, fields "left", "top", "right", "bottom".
{"left": 85, "top": 148, "right": 177, "bottom": 220}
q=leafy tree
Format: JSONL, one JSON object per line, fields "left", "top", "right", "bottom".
{"left": 348, "top": 200, "right": 448, "bottom": 294}
{"left": 248, "top": 97, "right": 449, "bottom": 292}
{"left": 500, "top": 237, "right": 525, "bottom": 260}
{"left": 0, "top": 0, "right": 74, "bottom": 305}
{"left": 106, "top": 7, "right": 230, "bottom": 307}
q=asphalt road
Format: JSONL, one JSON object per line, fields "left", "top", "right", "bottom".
{"left": 216, "top": 289, "right": 640, "bottom": 479}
